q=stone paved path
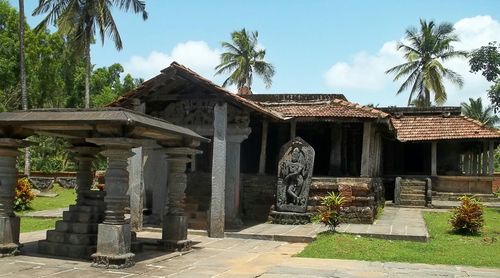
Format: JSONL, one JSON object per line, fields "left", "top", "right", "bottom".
{"left": 23, "top": 208, "right": 65, "bottom": 218}
{"left": 1, "top": 230, "right": 498, "bottom": 277}
{"left": 227, "top": 207, "right": 429, "bottom": 242}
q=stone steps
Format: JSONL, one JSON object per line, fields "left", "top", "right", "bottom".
{"left": 400, "top": 199, "right": 426, "bottom": 207}
{"left": 55, "top": 220, "right": 99, "bottom": 234}
{"left": 63, "top": 211, "right": 104, "bottom": 223}
{"left": 46, "top": 230, "right": 97, "bottom": 246}
{"left": 400, "top": 193, "right": 425, "bottom": 201}
{"left": 38, "top": 240, "right": 95, "bottom": 259}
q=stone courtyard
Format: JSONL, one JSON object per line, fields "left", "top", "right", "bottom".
{"left": 1, "top": 229, "right": 497, "bottom": 278}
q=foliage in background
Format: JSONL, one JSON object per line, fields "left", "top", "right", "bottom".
{"left": 215, "top": 28, "right": 275, "bottom": 90}
{"left": 14, "top": 178, "right": 34, "bottom": 211}
{"left": 449, "top": 196, "right": 484, "bottom": 235}
{"left": 469, "top": 41, "right": 500, "bottom": 112}
{"left": 17, "top": 135, "right": 73, "bottom": 173}
{"left": 386, "top": 19, "right": 467, "bottom": 107}
{"left": 313, "top": 191, "right": 345, "bottom": 232}
{"left": 461, "top": 97, "right": 499, "bottom": 127}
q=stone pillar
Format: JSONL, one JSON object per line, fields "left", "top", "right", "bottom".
{"left": 209, "top": 102, "right": 227, "bottom": 238}
{"left": 360, "top": 122, "right": 372, "bottom": 177}
{"left": 488, "top": 141, "right": 494, "bottom": 175}
{"left": 128, "top": 147, "right": 144, "bottom": 232}
{"left": 482, "top": 142, "right": 488, "bottom": 175}
{"left": 258, "top": 119, "right": 269, "bottom": 175}
{"left": 88, "top": 138, "right": 135, "bottom": 269}
{"left": 159, "top": 148, "right": 192, "bottom": 251}
{"left": 328, "top": 124, "right": 342, "bottom": 176}
{"left": 290, "top": 119, "right": 297, "bottom": 139}
{"left": 225, "top": 133, "right": 249, "bottom": 229}
{"left": 71, "top": 146, "right": 100, "bottom": 205}
{"left": 431, "top": 141, "right": 437, "bottom": 176}
{"left": 394, "top": 177, "right": 401, "bottom": 205}
{"left": 0, "top": 139, "right": 25, "bottom": 257}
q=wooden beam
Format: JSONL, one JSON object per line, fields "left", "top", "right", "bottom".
{"left": 431, "top": 141, "right": 437, "bottom": 176}
{"left": 258, "top": 119, "right": 269, "bottom": 175}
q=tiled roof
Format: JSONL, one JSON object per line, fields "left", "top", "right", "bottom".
{"left": 391, "top": 115, "right": 500, "bottom": 142}
{"left": 258, "top": 99, "right": 389, "bottom": 119}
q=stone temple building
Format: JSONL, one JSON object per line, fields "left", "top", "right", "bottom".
{"left": 109, "top": 62, "right": 500, "bottom": 234}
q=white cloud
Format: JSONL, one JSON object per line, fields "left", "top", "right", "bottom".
{"left": 323, "top": 15, "right": 500, "bottom": 106}
{"left": 124, "top": 41, "right": 221, "bottom": 80}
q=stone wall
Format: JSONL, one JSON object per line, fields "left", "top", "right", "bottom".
{"left": 433, "top": 176, "right": 494, "bottom": 194}
{"left": 241, "top": 175, "right": 384, "bottom": 224}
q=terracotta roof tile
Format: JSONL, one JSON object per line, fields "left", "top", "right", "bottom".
{"left": 391, "top": 115, "right": 500, "bottom": 141}
{"left": 258, "top": 99, "right": 389, "bottom": 119}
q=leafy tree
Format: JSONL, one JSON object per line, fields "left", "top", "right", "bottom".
{"left": 215, "top": 28, "right": 275, "bottom": 91}
{"left": 90, "top": 63, "right": 142, "bottom": 107}
{"left": 33, "top": 0, "right": 148, "bottom": 108}
{"left": 469, "top": 42, "right": 500, "bottom": 111}
{"left": 386, "top": 19, "right": 467, "bottom": 107}
{"left": 461, "top": 97, "right": 499, "bottom": 127}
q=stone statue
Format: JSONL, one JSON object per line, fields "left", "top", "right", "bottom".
{"left": 273, "top": 137, "right": 315, "bottom": 221}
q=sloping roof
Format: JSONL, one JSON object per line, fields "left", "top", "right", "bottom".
{"left": 0, "top": 108, "right": 208, "bottom": 142}
{"left": 244, "top": 94, "right": 347, "bottom": 102}
{"left": 390, "top": 115, "right": 500, "bottom": 142}
{"left": 256, "top": 98, "right": 389, "bottom": 119}
{"left": 108, "top": 62, "right": 283, "bottom": 120}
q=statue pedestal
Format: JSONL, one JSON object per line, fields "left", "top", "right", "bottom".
{"left": 269, "top": 211, "right": 312, "bottom": 225}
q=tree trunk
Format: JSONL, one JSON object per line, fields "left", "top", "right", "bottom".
{"left": 425, "top": 88, "right": 431, "bottom": 107}
{"left": 84, "top": 42, "right": 91, "bottom": 108}
{"left": 19, "top": 0, "right": 31, "bottom": 177}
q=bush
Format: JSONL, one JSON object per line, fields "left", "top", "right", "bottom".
{"left": 14, "top": 178, "right": 35, "bottom": 211}
{"left": 314, "top": 192, "right": 345, "bottom": 232}
{"left": 449, "top": 196, "right": 484, "bottom": 235}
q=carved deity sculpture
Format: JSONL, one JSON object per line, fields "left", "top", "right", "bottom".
{"left": 276, "top": 137, "right": 315, "bottom": 213}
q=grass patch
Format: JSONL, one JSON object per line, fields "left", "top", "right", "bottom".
{"left": 298, "top": 208, "right": 500, "bottom": 268}
{"left": 20, "top": 217, "right": 61, "bottom": 233}
{"left": 19, "top": 184, "right": 76, "bottom": 214}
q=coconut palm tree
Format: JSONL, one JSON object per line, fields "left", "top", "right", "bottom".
{"left": 33, "top": 0, "right": 148, "bottom": 108}
{"left": 461, "top": 97, "right": 499, "bottom": 127}
{"left": 215, "top": 28, "right": 275, "bottom": 92}
{"left": 19, "top": 0, "right": 31, "bottom": 176}
{"left": 386, "top": 19, "right": 467, "bottom": 107}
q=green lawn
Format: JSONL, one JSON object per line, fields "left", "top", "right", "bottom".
{"left": 18, "top": 184, "right": 75, "bottom": 233}
{"left": 298, "top": 208, "right": 500, "bottom": 268}
{"left": 20, "top": 217, "right": 61, "bottom": 233}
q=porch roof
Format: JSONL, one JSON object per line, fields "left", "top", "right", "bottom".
{"left": 390, "top": 115, "right": 500, "bottom": 142}
{"left": 0, "top": 108, "right": 208, "bottom": 144}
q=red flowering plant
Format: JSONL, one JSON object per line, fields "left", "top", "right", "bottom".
{"left": 314, "top": 192, "right": 345, "bottom": 232}
{"left": 14, "top": 178, "right": 35, "bottom": 211}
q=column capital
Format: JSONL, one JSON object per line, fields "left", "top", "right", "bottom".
{"left": 226, "top": 128, "right": 251, "bottom": 143}
{"left": 85, "top": 137, "right": 140, "bottom": 149}
{"left": 0, "top": 138, "right": 30, "bottom": 157}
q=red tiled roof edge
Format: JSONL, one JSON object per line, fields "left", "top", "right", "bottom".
{"left": 331, "top": 98, "right": 389, "bottom": 118}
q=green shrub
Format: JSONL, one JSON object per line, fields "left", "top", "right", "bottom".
{"left": 449, "top": 196, "right": 484, "bottom": 235}
{"left": 14, "top": 178, "right": 35, "bottom": 211}
{"left": 314, "top": 191, "right": 345, "bottom": 232}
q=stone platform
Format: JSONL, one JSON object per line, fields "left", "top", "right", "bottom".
{"left": 226, "top": 207, "right": 429, "bottom": 242}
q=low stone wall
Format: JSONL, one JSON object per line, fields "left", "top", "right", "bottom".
{"left": 434, "top": 176, "right": 494, "bottom": 194}
{"left": 241, "top": 175, "right": 384, "bottom": 224}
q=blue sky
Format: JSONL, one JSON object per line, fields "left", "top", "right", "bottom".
{"left": 11, "top": 0, "right": 500, "bottom": 106}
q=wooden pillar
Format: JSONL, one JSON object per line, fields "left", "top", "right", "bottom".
{"left": 472, "top": 150, "right": 478, "bottom": 175}
{"left": 328, "top": 124, "right": 342, "bottom": 176}
{"left": 489, "top": 141, "right": 494, "bottom": 175}
{"left": 290, "top": 119, "right": 297, "bottom": 140}
{"left": 431, "top": 141, "right": 437, "bottom": 176}
{"left": 464, "top": 152, "right": 471, "bottom": 175}
{"left": 360, "top": 122, "right": 372, "bottom": 177}
{"left": 482, "top": 142, "right": 488, "bottom": 175}
{"left": 209, "top": 102, "right": 227, "bottom": 238}
{"left": 258, "top": 119, "right": 269, "bottom": 175}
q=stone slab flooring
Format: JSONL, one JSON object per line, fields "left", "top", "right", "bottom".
{"left": 1, "top": 230, "right": 498, "bottom": 277}
{"left": 227, "top": 207, "right": 429, "bottom": 242}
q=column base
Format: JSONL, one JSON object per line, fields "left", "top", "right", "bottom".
{"left": 162, "top": 215, "right": 187, "bottom": 241}
{"left": 158, "top": 239, "right": 193, "bottom": 252}
{"left": 91, "top": 223, "right": 134, "bottom": 268}
{"left": 0, "top": 216, "right": 21, "bottom": 257}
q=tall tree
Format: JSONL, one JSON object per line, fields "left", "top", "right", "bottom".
{"left": 461, "top": 97, "right": 499, "bottom": 127}
{"left": 19, "top": 0, "right": 32, "bottom": 176}
{"left": 469, "top": 42, "right": 500, "bottom": 112}
{"left": 386, "top": 19, "right": 467, "bottom": 107}
{"left": 215, "top": 28, "right": 275, "bottom": 92}
{"left": 32, "top": 0, "right": 148, "bottom": 108}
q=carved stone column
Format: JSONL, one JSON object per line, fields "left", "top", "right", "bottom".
{"left": 71, "top": 146, "right": 100, "bottom": 205}
{"left": 159, "top": 148, "right": 193, "bottom": 251}
{"left": 87, "top": 138, "right": 135, "bottom": 269}
{"left": 0, "top": 139, "right": 26, "bottom": 257}
{"left": 225, "top": 132, "right": 250, "bottom": 229}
